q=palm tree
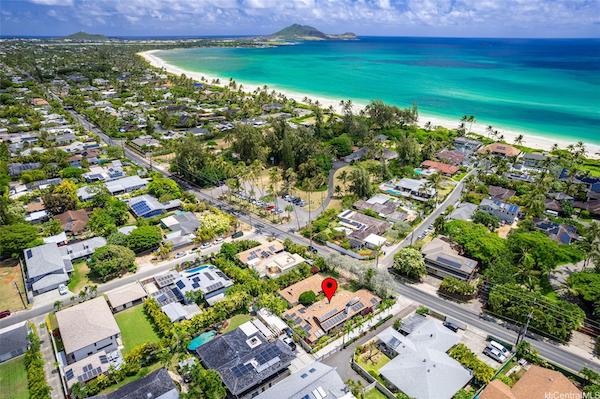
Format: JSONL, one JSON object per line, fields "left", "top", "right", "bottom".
{"left": 338, "top": 170, "right": 349, "bottom": 193}
{"left": 514, "top": 134, "right": 524, "bottom": 146}
{"left": 53, "top": 300, "right": 62, "bottom": 312}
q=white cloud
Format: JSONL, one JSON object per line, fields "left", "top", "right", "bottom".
{"left": 28, "top": 0, "right": 74, "bottom": 5}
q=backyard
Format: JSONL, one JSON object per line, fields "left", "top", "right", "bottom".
{"left": 220, "top": 313, "right": 252, "bottom": 333}
{"left": 0, "top": 260, "right": 26, "bottom": 312}
{"left": 0, "top": 356, "right": 28, "bottom": 399}
{"left": 355, "top": 342, "right": 391, "bottom": 379}
{"left": 114, "top": 305, "right": 160, "bottom": 353}
{"left": 364, "top": 387, "right": 387, "bottom": 399}
{"left": 67, "top": 261, "right": 91, "bottom": 293}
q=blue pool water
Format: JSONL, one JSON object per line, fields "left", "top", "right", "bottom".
{"left": 183, "top": 264, "right": 210, "bottom": 275}
{"left": 187, "top": 330, "right": 216, "bottom": 350}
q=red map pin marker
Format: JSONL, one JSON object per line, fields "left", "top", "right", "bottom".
{"left": 322, "top": 277, "right": 338, "bottom": 303}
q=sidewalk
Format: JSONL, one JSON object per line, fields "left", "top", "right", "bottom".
{"left": 34, "top": 316, "right": 65, "bottom": 399}
{"left": 314, "top": 296, "right": 415, "bottom": 359}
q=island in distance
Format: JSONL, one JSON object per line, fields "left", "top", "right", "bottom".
{"left": 268, "top": 24, "right": 357, "bottom": 41}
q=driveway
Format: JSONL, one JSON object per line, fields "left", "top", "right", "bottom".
{"left": 33, "top": 315, "right": 65, "bottom": 399}
{"left": 321, "top": 303, "right": 417, "bottom": 383}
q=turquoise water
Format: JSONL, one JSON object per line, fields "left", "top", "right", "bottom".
{"left": 183, "top": 264, "right": 210, "bottom": 275}
{"left": 187, "top": 330, "right": 216, "bottom": 350}
{"left": 155, "top": 37, "right": 600, "bottom": 145}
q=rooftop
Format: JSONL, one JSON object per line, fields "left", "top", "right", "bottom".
{"left": 378, "top": 320, "right": 471, "bottom": 399}
{"left": 89, "top": 368, "right": 178, "bottom": 399}
{"left": 56, "top": 297, "right": 120, "bottom": 355}
{"left": 196, "top": 322, "right": 295, "bottom": 395}
{"left": 255, "top": 361, "right": 352, "bottom": 399}
{"left": 105, "top": 282, "right": 147, "bottom": 309}
{"left": 278, "top": 274, "right": 324, "bottom": 305}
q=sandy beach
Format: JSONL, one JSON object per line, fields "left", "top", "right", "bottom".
{"left": 140, "top": 49, "right": 600, "bottom": 157}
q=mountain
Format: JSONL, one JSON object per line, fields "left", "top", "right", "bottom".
{"left": 269, "top": 24, "right": 357, "bottom": 41}
{"left": 62, "top": 32, "right": 110, "bottom": 42}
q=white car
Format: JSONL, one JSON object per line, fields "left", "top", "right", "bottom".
{"left": 58, "top": 284, "right": 68, "bottom": 296}
{"left": 484, "top": 346, "right": 507, "bottom": 363}
{"left": 200, "top": 242, "right": 211, "bottom": 249}
{"left": 213, "top": 237, "right": 224, "bottom": 245}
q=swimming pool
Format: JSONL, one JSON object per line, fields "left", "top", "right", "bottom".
{"left": 187, "top": 330, "right": 216, "bottom": 351}
{"left": 183, "top": 264, "right": 210, "bottom": 275}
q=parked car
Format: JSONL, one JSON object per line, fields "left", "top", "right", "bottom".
{"left": 58, "top": 284, "right": 68, "bottom": 295}
{"left": 231, "top": 231, "right": 243, "bottom": 239}
{"left": 280, "top": 335, "right": 296, "bottom": 351}
{"left": 213, "top": 237, "right": 224, "bottom": 245}
{"left": 200, "top": 242, "right": 211, "bottom": 249}
{"left": 488, "top": 340, "right": 509, "bottom": 357}
{"left": 0, "top": 310, "right": 10, "bottom": 319}
{"left": 307, "top": 245, "right": 319, "bottom": 253}
{"left": 175, "top": 252, "right": 186, "bottom": 258}
{"left": 443, "top": 321, "right": 460, "bottom": 332}
{"left": 484, "top": 346, "right": 507, "bottom": 363}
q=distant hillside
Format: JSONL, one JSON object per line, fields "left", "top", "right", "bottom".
{"left": 269, "top": 24, "right": 357, "bottom": 41}
{"left": 62, "top": 32, "right": 109, "bottom": 41}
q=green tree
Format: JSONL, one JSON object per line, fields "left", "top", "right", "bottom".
{"left": 125, "top": 225, "right": 163, "bottom": 253}
{"left": 349, "top": 167, "right": 372, "bottom": 199}
{"left": 88, "top": 244, "right": 136, "bottom": 281}
{"left": 392, "top": 247, "right": 426, "bottom": 280}
{"left": 472, "top": 210, "right": 500, "bottom": 229}
{"left": 298, "top": 290, "right": 317, "bottom": 306}
{"left": 0, "top": 223, "right": 42, "bottom": 257}
{"left": 148, "top": 176, "right": 182, "bottom": 201}
{"left": 89, "top": 208, "right": 117, "bottom": 237}
{"left": 330, "top": 134, "right": 353, "bottom": 157}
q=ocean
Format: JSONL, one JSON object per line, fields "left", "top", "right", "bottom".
{"left": 154, "top": 37, "right": 600, "bottom": 145}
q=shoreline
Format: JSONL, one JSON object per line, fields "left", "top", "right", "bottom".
{"left": 139, "top": 49, "right": 600, "bottom": 157}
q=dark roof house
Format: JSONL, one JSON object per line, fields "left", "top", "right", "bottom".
{"left": 196, "top": 322, "right": 295, "bottom": 398}
{"left": 89, "top": 368, "right": 178, "bottom": 399}
{"left": 0, "top": 322, "right": 29, "bottom": 363}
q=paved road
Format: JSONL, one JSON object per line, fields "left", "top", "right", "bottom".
{"left": 379, "top": 169, "right": 476, "bottom": 268}
{"left": 390, "top": 276, "right": 599, "bottom": 373}
{"left": 49, "top": 91, "right": 600, "bottom": 374}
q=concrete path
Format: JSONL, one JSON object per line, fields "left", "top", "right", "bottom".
{"left": 34, "top": 316, "right": 65, "bottom": 399}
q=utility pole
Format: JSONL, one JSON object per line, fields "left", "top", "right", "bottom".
{"left": 14, "top": 281, "right": 26, "bottom": 308}
{"left": 516, "top": 300, "right": 535, "bottom": 348}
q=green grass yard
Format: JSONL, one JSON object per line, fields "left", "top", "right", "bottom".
{"left": 364, "top": 387, "right": 387, "bottom": 399}
{"left": 221, "top": 314, "right": 252, "bottom": 333}
{"left": 356, "top": 346, "right": 391, "bottom": 377}
{"left": 67, "top": 261, "right": 91, "bottom": 293}
{"left": 0, "top": 356, "right": 28, "bottom": 399}
{"left": 114, "top": 305, "right": 160, "bottom": 353}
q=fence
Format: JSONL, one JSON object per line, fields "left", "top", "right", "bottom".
{"left": 351, "top": 359, "right": 397, "bottom": 399}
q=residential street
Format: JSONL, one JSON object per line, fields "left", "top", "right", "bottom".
{"left": 10, "top": 97, "right": 597, "bottom": 375}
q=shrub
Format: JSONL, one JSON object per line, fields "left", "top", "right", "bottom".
{"left": 439, "top": 277, "right": 478, "bottom": 301}
{"left": 299, "top": 290, "right": 317, "bottom": 306}
{"left": 449, "top": 343, "right": 495, "bottom": 385}
{"left": 24, "top": 325, "right": 51, "bottom": 399}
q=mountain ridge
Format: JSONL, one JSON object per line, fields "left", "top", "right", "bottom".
{"left": 269, "top": 24, "right": 357, "bottom": 41}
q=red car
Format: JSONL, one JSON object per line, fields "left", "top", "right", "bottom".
{"left": 0, "top": 310, "right": 11, "bottom": 319}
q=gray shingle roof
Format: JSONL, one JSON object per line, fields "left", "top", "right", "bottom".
{"left": 24, "top": 243, "right": 67, "bottom": 279}
{"left": 255, "top": 361, "right": 349, "bottom": 399}
{"left": 196, "top": 324, "right": 295, "bottom": 395}
{"left": 0, "top": 322, "right": 29, "bottom": 359}
{"left": 89, "top": 368, "right": 178, "bottom": 399}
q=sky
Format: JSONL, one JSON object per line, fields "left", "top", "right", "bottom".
{"left": 1, "top": 0, "right": 599, "bottom": 38}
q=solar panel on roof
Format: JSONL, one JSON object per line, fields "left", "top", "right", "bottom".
{"left": 192, "top": 283, "right": 200, "bottom": 289}
{"left": 318, "top": 309, "right": 339, "bottom": 322}
{"left": 437, "top": 256, "right": 464, "bottom": 270}
{"left": 320, "top": 312, "right": 347, "bottom": 331}
{"left": 65, "top": 369, "right": 75, "bottom": 380}
{"left": 350, "top": 302, "right": 364, "bottom": 312}
{"left": 216, "top": 271, "right": 227, "bottom": 279}
{"left": 176, "top": 280, "right": 186, "bottom": 289}
{"left": 204, "top": 272, "right": 214, "bottom": 281}
{"left": 205, "top": 282, "right": 223, "bottom": 292}
{"left": 99, "top": 355, "right": 108, "bottom": 364}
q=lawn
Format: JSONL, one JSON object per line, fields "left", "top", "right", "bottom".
{"left": 221, "top": 313, "right": 252, "bottom": 333}
{"left": 0, "top": 356, "right": 28, "bottom": 399}
{"left": 114, "top": 305, "right": 160, "bottom": 353}
{"left": 356, "top": 345, "right": 391, "bottom": 377}
{"left": 364, "top": 387, "right": 387, "bottom": 399}
{"left": 67, "top": 261, "right": 91, "bottom": 293}
{"left": 0, "top": 260, "right": 27, "bottom": 312}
